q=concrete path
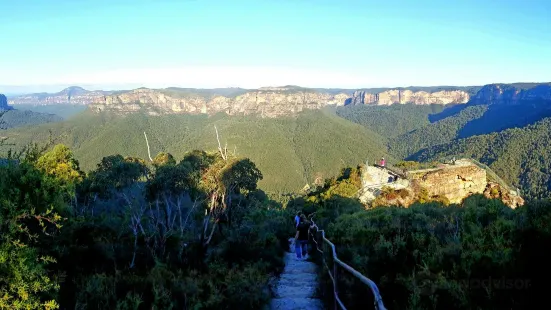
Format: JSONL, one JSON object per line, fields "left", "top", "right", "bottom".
{"left": 268, "top": 243, "right": 323, "bottom": 310}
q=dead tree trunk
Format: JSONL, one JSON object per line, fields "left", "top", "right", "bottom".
{"left": 144, "top": 131, "right": 153, "bottom": 162}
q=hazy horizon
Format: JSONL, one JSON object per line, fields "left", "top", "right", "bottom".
{"left": 4, "top": 80, "right": 551, "bottom": 96}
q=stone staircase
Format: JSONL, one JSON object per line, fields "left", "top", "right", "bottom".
{"left": 268, "top": 244, "right": 323, "bottom": 310}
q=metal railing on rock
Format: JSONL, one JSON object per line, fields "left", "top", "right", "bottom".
{"left": 307, "top": 214, "right": 386, "bottom": 310}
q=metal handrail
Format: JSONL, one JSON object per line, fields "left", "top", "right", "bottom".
{"left": 307, "top": 214, "right": 386, "bottom": 310}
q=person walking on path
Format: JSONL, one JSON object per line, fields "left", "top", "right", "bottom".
{"left": 294, "top": 214, "right": 310, "bottom": 260}
{"left": 294, "top": 211, "right": 302, "bottom": 228}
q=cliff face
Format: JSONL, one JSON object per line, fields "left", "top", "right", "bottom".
{"left": 0, "top": 94, "right": 11, "bottom": 110}
{"left": 8, "top": 83, "right": 551, "bottom": 117}
{"left": 360, "top": 159, "right": 524, "bottom": 208}
{"left": 470, "top": 84, "right": 551, "bottom": 105}
{"left": 89, "top": 87, "right": 475, "bottom": 117}
{"left": 8, "top": 87, "right": 107, "bottom": 105}
{"left": 350, "top": 89, "right": 470, "bottom": 105}
{"left": 409, "top": 163, "right": 487, "bottom": 204}
{"left": 90, "top": 88, "right": 349, "bottom": 117}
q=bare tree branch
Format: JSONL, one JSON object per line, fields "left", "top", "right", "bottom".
{"left": 204, "top": 220, "right": 218, "bottom": 245}
{"left": 214, "top": 125, "right": 227, "bottom": 161}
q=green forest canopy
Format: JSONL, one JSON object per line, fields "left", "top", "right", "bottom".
{"left": 1, "top": 109, "right": 391, "bottom": 195}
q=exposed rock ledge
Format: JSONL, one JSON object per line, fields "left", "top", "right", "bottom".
{"left": 89, "top": 87, "right": 471, "bottom": 117}
{"left": 360, "top": 159, "right": 524, "bottom": 208}
{"left": 90, "top": 88, "right": 350, "bottom": 118}
{"left": 349, "top": 89, "right": 470, "bottom": 105}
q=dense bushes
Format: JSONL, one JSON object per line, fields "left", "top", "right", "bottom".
{"left": 302, "top": 167, "right": 550, "bottom": 310}
{"left": 0, "top": 143, "right": 292, "bottom": 309}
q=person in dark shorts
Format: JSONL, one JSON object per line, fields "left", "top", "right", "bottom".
{"left": 294, "top": 214, "right": 310, "bottom": 260}
{"left": 294, "top": 210, "right": 302, "bottom": 228}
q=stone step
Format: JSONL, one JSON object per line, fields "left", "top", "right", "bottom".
{"left": 269, "top": 297, "right": 324, "bottom": 310}
{"left": 273, "top": 284, "right": 318, "bottom": 298}
{"left": 268, "top": 248, "right": 323, "bottom": 309}
{"left": 283, "top": 265, "right": 317, "bottom": 274}
{"left": 279, "top": 273, "right": 318, "bottom": 283}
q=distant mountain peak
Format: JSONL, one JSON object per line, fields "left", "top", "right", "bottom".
{"left": 59, "top": 86, "right": 88, "bottom": 94}
{"left": 258, "top": 85, "right": 307, "bottom": 91}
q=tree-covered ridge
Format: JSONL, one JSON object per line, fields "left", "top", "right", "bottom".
{"left": 0, "top": 142, "right": 294, "bottom": 309}
{"left": 12, "top": 104, "right": 87, "bottom": 120}
{"left": 335, "top": 104, "right": 448, "bottom": 138}
{"left": 1, "top": 109, "right": 391, "bottom": 195}
{"left": 387, "top": 105, "right": 488, "bottom": 158}
{"left": 158, "top": 87, "right": 250, "bottom": 99}
{"left": 0, "top": 109, "right": 63, "bottom": 130}
{"left": 411, "top": 117, "right": 551, "bottom": 200}
{"left": 290, "top": 168, "right": 551, "bottom": 310}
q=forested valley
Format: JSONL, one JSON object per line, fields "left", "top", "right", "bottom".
{"left": 2, "top": 87, "right": 551, "bottom": 309}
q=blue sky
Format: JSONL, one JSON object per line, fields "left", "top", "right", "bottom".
{"left": 0, "top": 0, "right": 550, "bottom": 92}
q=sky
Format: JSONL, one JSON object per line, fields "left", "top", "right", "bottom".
{"left": 0, "top": 0, "right": 550, "bottom": 93}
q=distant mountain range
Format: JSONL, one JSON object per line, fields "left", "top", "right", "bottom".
{"left": 4, "top": 82, "right": 551, "bottom": 120}
{"left": 7, "top": 83, "right": 550, "bottom": 117}
{"left": 7, "top": 86, "right": 112, "bottom": 106}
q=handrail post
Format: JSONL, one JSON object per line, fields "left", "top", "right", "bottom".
{"left": 309, "top": 215, "right": 386, "bottom": 310}
{"left": 333, "top": 263, "right": 338, "bottom": 310}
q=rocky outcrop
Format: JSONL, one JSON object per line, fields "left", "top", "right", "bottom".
{"left": 408, "top": 161, "right": 487, "bottom": 204}
{"left": 361, "top": 159, "right": 523, "bottom": 207}
{"left": 8, "top": 87, "right": 107, "bottom": 105}
{"left": 483, "top": 182, "right": 524, "bottom": 208}
{"left": 90, "top": 88, "right": 350, "bottom": 117}
{"left": 349, "top": 89, "right": 470, "bottom": 105}
{"left": 470, "top": 84, "right": 551, "bottom": 105}
{"left": 0, "top": 94, "right": 10, "bottom": 110}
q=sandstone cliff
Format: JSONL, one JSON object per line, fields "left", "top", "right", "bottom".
{"left": 408, "top": 162, "right": 487, "bottom": 204}
{"left": 90, "top": 87, "right": 349, "bottom": 117}
{"left": 483, "top": 182, "right": 524, "bottom": 209}
{"left": 360, "top": 159, "right": 524, "bottom": 208}
{"left": 470, "top": 83, "right": 551, "bottom": 105}
{"left": 89, "top": 86, "right": 476, "bottom": 117}
{"left": 9, "top": 82, "right": 551, "bottom": 117}
{"left": 0, "top": 94, "right": 9, "bottom": 110}
{"left": 349, "top": 89, "right": 470, "bottom": 105}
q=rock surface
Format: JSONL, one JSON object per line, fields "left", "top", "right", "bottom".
{"left": 350, "top": 89, "right": 470, "bottom": 105}
{"left": 470, "top": 83, "right": 551, "bottom": 105}
{"left": 0, "top": 94, "right": 10, "bottom": 110}
{"left": 8, "top": 83, "right": 551, "bottom": 117}
{"left": 408, "top": 160, "right": 487, "bottom": 204}
{"left": 359, "top": 166, "right": 409, "bottom": 203}
{"left": 360, "top": 159, "right": 524, "bottom": 207}
{"left": 268, "top": 247, "right": 322, "bottom": 310}
{"left": 90, "top": 87, "right": 349, "bottom": 118}
{"left": 483, "top": 182, "right": 525, "bottom": 208}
